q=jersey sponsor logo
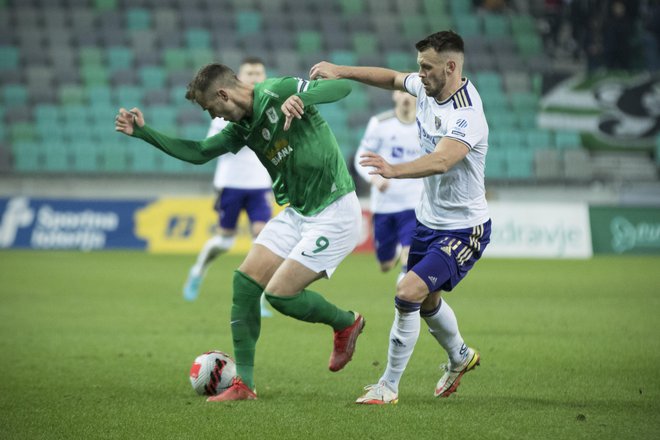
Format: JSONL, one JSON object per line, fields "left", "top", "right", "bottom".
{"left": 266, "top": 139, "right": 292, "bottom": 166}
{"left": 261, "top": 128, "right": 271, "bottom": 141}
{"left": 263, "top": 89, "right": 279, "bottom": 99}
{"left": 266, "top": 107, "right": 279, "bottom": 124}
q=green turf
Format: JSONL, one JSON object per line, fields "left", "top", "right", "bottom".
{"left": 1, "top": 251, "right": 659, "bottom": 439}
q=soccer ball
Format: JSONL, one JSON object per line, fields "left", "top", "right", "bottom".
{"left": 189, "top": 351, "right": 237, "bottom": 395}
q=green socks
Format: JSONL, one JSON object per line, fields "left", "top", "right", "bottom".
{"left": 265, "top": 289, "right": 354, "bottom": 331}
{"left": 231, "top": 270, "right": 263, "bottom": 390}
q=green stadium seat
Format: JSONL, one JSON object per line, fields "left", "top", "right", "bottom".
{"left": 34, "top": 104, "right": 61, "bottom": 124}
{"left": 510, "top": 92, "right": 539, "bottom": 112}
{"left": 59, "top": 85, "right": 86, "bottom": 106}
{"left": 139, "top": 66, "right": 166, "bottom": 89}
{"left": 161, "top": 155, "right": 186, "bottom": 173}
{"left": 94, "top": 0, "right": 117, "bottom": 11}
{"left": 169, "top": 86, "right": 188, "bottom": 105}
{"left": 297, "top": 31, "right": 322, "bottom": 55}
{"left": 425, "top": 15, "right": 453, "bottom": 33}
{"left": 43, "top": 144, "right": 70, "bottom": 172}
{"left": 516, "top": 111, "right": 537, "bottom": 130}
{"left": 449, "top": 0, "right": 471, "bottom": 15}
{"left": 185, "top": 28, "right": 211, "bottom": 49}
{"left": 480, "top": 91, "right": 509, "bottom": 112}
{"left": 554, "top": 131, "right": 582, "bottom": 149}
{"left": 12, "top": 142, "right": 42, "bottom": 172}
{"left": 81, "top": 66, "right": 109, "bottom": 86}
{"left": 524, "top": 129, "right": 552, "bottom": 150}
{"left": 236, "top": 11, "right": 262, "bottom": 36}
{"left": 181, "top": 123, "right": 208, "bottom": 139}
{"left": 36, "top": 121, "right": 66, "bottom": 144}
{"left": 353, "top": 33, "right": 378, "bottom": 56}
{"left": 510, "top": 14, "right": 536, "bottom": 36}
{"left": 163, "top": 49, "right": 190, "bottom": 71}
{"left": 506, "top": 147, "right": 533, "bottom": 179}
{"left": 402, "top": 15, "right": 429, "bottom": 40}
{"left": 149, "top": 105, "right": 178, "bottom": 128}
{"left": 0, "top": 46, "right": 19, "bottom": 70}
{"left": 343, "top": 85, "right": 369, "bottom": 111}
{"left": 99, "top": 143, "right": 129, "bottom": 173}
{"left": 129, "top": 145, "right": 160, "bottom": 173}
{"left": 515, "top": 33, "right": 543, "bottom": 58}
{"left": 79, "top": 47, "right": 103, "bottom": 67}
{"left": 485, "top": 149, "right": 507, "bottom": 179}
{"left": 329, "top": 50, "right": 358, "bottom": 66}
{"left": 89, "top": 104, "right": 116, "bottom": 127}
{"left": 190, "top": 48, "right": 214, "bottom": 67}
{"left": 126, "top": 8, "right": 151, "bottom": 31}
{"left": 106, "top": 46, "right": 134, "bottom": 71}
{"left": 483, "top": 14, "right": 510, "bottom": 37}
{"left": 62, "top": 105, "right": 90, "bottom": 125}
{"left": 71, "top": 141, "right": 99, "bottom": 172}
{"left": 87, "top": 86, "right": 113, "bottom": 105}
{"left": 491, "top": 131, "right": 524, "bottom": 149}
{"left": 339, "top": 0, "right": 364, "bottom": 16}
{"left": 115, "top": 85, "right": 145, "bottom": 107}
{"left": 488, "top": 112, "right": 517, "bottom": 130}
{"left": 386, "top": 51, "right": 415, "bottom": 71}
{"left": 455, "top": 15, "right": 481, "bottom": 37}
{"left": 10, "top": 122, "right": 35, "bottom": 143}
{"left": 423, "top": 0, "right": 448, "bottom": 15}
{"left": 474, "top": 71, "right": 503, "bottom": 93}
{"left": 2, "top": 84, "right": 28, "bottom": 106}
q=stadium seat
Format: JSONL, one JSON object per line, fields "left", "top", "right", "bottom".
{"left": 0, "top": 46, "right": 19, "bottom": 70}
{"left": 2, "top": 84, "right": 28, "bottom": 106}
{"left": 12, "top": 141, "right": 42, "bottom": 172}
{"left": 99, "top": 142, "right": 128, "bottom": 173}
{"left": 185, "top": 28, "right": 211, "bottom": 49}
{"left": 236, "top": 11, "right": 262, "bottom": 36}
{"left": 115, "top": 85, "right": 145, "bottom": 107}
{"left": 62, "top": 105, "right": 90, "bottom": 126}
{"left": 94, "top": 0, "right": 118, "bottom": 11}
{"left": 81, "top": 65, "right": 109, "bottom": 87}
{"left": 554, "top": 131, "right": 582, "bottom": 149}
{"left": 126, "top": 8, "right": 152, "bottom": 31}
{"left": 454, "top": 15, "right": 481, "bottom": 38}
{"left": 79, "top": 47, "right": 104, "bottom": 67}
{"left": 87, "top": 85, "right": 113, "bottom": 105}
{"left": 353, "top": 33, "right": 378, "bottom": 56}
{"left": 449, "top": 0, "right": 471, "bottom": 15}
{"left": 510, "top": 92, "right": 539, "bottom": 113}
{"left": 402, "top": 15, "right": 429, "bottom": 40}
{"left": 71, "top": 141, "right": 100, "bottom": 173}
{"left": 296, "top": 31, "right": 322, "bottom": 55}
{"left": 129, "top": 145, "right": 160, "bottom": 173}
{"left": 338, "top": 0, "right": 364, "bottom": 16}
{"left": 34, "top": 104, "right": 61, "bottom": 125}
{"left": 524, "top": 129, "right": 552, "bottom": 150}
{"left": 386, "top": 51, "right": 415, "bottom": 71}
{"left": 483, "top": 14, "right": 510, "bottom": 38}
{"left": 422, "top": 0, "right": 447, "bottom": 15}
{"left": 485, "top": 149, "right": 507, "bottom": 180}
{"left": 510, "top": 14, "right": 537, "bottom": 36}
{"left": 534, "top": 148, "right": 561, "bottom": 180}
{"left": 163, "top": 49, "right": 190, "bottom": 71}
{"left": 43, "top": 143, "right": 70, "bottom": 172}
{"left": 106, "top": 46, "right": 134, "bottom": 71}
{"left": 329, "top": 50, "right": 358, "bottom": 66}
{"left": 10, "top": 122, "right": 35, "bottom": 143}
{"left": 139, "top": 66, "right": 167, "bottom": 89}
{"left": 506, "top": 147, "right": 534, "bottom": 179}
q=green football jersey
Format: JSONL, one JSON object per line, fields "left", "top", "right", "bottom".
{"left": 132, "top": 77, "right": 355, "bottom": 216}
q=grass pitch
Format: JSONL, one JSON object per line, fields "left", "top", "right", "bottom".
{"left": 1, "top": 251, "right": 659, "bottom": 439}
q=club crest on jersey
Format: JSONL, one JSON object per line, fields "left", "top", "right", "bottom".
{"left": 261, "top": 128, "right": 271, "bottom": 141}
{"left": 435, "top": 116, "right": 442, "bottom": 130}
{"left": 266, "top": 107, "right": 279, "bottom": 124}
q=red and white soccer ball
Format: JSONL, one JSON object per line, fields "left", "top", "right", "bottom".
{"left": 189, "top": 351, "right": 237, "bottom": 395}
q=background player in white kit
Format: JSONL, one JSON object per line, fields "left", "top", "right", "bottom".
{"left": 183, "top": 57, "right": 274, "bottom": 317}
{"left": 311, "top": 30, "right": 492, "bottom": 404}
{"left": 354, "top": 91, "right": 422, "bottom": 285}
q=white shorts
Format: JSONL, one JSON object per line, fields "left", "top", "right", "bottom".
{"left": 254, "top": 192, "right": 362, "bottom": 277}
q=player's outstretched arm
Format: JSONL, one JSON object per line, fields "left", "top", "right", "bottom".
{"left": 310, "top": 62, "right": 408, "bottom": 91}
{"left": 281, "top": 79, "right": 352, "bottom": 131}
{"left": 360, "top": 138, "right": 469, "bottom": 179}
{"left": 114, "top": 107, "right": 237, "bottom": 164}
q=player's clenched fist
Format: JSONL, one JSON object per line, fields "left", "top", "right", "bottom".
{"left": 114, "top": 107, "right": 145, "bottom": 136}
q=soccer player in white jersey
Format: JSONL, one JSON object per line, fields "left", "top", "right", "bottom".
{"left": 183, "top": 57, "right": 274, "bottom": 318}
{"left": 311, "top": 30, "right": 491, "bottom": 404}
{"left": 354, "top": 91, "right": 423, "bottom": 285}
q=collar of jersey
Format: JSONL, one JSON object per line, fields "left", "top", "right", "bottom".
{"left": 433, "top": 78, "right": 469, "bottom": 106}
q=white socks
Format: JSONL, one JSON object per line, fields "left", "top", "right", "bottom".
{"left": 379, "top": 307, "right": 420, "bottom": 393}
{"left": 423, "top": 299, "right": 466, "bottom": 366}
{"left": 190, "top": 235, "right": 236, "bottom": 277}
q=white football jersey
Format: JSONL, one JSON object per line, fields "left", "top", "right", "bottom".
{"left": 354, "top": 110, "right": 423, "bottom": 213}
{"left": 208, "top": 118, "right": 272, "bottom": 190}
{"left": 403, "top": 73, "right": 490, "bottom": 230}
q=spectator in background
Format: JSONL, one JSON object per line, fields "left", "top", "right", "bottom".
{"left": 603, "top": 0, "right": 636, "bottom": 70}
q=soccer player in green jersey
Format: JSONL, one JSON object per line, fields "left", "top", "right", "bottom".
{"left": 114, "top": 63, "right": 365, "bottom": 402}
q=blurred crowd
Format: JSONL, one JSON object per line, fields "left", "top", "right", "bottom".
{"left": 543, "top": 0, "right": 660, "bottom": 72}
